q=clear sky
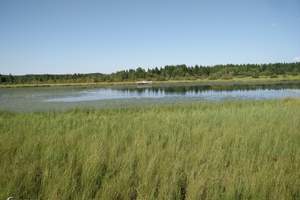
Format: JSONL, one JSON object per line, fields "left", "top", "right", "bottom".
{"left": 0, "top": 0, "right": 299, "bottom": 75}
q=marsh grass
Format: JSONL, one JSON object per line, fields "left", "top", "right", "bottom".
{"left": 0, "top": 100, "right": 300, "bottom": 199}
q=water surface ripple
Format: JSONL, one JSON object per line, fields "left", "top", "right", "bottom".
{"left": 1, "top": 83, "right": 300, "bottom": 112}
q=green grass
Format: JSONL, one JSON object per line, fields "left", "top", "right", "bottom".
{"left": 1, "top": 74, "right": 300, "bottom": 88}
{"left": 0, "top": 100, "right": 300, "bottom": 199}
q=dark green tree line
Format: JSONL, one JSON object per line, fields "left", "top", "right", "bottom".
{"left": 1, "top": 62, "right": 300, "bottom": 84}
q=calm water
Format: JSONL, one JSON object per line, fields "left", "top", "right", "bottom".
{"left": 1, "top": 83, "right": 300, "bottom": 112}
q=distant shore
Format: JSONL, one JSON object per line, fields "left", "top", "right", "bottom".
{"left": 1, "top": 75, "right": 300, "bottom": 88}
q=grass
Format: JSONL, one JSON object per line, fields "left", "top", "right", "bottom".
{"left": 1, "top": 74, "right": 300, "bottom": 88}
{"left": 0, "top": 99, "right": 300, "bottom": 199}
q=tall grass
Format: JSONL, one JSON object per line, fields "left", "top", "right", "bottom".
{"left": 0, "top": 100, "right": 300, "bottom": 199}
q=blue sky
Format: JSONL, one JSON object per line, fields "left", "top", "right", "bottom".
{"left": 0, "top": 0, "right": 299, "bottom": 75}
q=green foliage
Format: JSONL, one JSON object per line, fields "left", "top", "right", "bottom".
{"left": 1, "top": 62, "right": 300, "bottom": 84}
{"left": 1, "top": 100, "right": 300, "bottom": 199}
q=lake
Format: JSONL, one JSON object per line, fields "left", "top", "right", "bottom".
{"left": 1, "top": 83, "right": 300, "bottom": 112}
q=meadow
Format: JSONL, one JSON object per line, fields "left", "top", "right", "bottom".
{"left": 0, "top": 99, "right": 300, "bottom": 199}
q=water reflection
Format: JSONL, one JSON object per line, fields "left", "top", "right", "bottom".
{"left": 1, "top": 83, "right": 300, "bottom": 112}
{"left": 46, "top": 83, "right": 300, "bottom": 102}
{"left": 118, "top": 83, "right": 300, "bottom": 95}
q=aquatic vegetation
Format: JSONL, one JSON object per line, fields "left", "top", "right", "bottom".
{"left": 0, "top": 100, "right": 300, "bottom": 199}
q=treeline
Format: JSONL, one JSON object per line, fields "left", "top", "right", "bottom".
{"left": 1, "top": 62, "right": 300, "bottom": 84}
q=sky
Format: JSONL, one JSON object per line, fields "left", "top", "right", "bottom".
{"left": 0, "top": 0, "right": 300, "bottom": 75}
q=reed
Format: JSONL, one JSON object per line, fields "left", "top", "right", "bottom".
{"left": 0, "top": 99, "right": 299, "bottom": 199}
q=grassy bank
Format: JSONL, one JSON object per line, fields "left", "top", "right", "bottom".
{"left": 0, "top": 100, "right": 300, "bottom": 199}
{"left": 1, "top": 75, "right": 300, "bottom": 88}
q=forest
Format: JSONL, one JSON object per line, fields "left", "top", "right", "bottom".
{"left": 1, "top": 62, "right": 300, "bottom": 84}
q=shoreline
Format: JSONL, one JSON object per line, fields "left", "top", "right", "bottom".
{"left": 1, "top": 75, "right": 300, "bottom": 88}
